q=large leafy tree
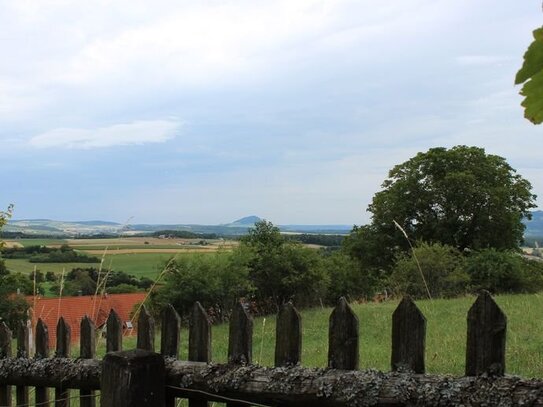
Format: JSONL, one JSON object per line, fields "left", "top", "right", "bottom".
{"left": 240, "top": 220, "right": 329, "bottom": 309}
{"left": 346, "top": 146, "right": 536, "bottom": 269}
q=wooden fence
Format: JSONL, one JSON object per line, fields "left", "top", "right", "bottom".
{"left": 1, "top": 291, "right": 543, "bottom": 406}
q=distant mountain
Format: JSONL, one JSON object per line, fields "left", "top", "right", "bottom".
{"left": 5, "top": 211, "right": 541, "bottom": 239}
{"left": 3, "top": 216, "right": 352, "bottom": 237}
{"left": 525, "top": 210, "right": 543, "bottom": 237}
{"left": 227, "top": 216, "right": 263, "bottom": 227}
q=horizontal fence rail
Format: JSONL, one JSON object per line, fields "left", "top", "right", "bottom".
{"left": 0, "top": 291, "right": 533, "bottom": 406}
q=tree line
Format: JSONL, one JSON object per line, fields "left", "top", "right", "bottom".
{"left": 150, "top": 146, "right": 542, "bottom": 320}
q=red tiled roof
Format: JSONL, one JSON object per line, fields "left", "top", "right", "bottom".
{"left": 26, "top": 293, "right": 147, "bottom": 346}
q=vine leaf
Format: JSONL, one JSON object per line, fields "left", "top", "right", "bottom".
{"left": 515, "top": 27, "right": 543, "bottom": 124}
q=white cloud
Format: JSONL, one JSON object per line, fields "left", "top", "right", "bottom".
{"left": 29, "top": 119, "right": 180, "bottom": 149}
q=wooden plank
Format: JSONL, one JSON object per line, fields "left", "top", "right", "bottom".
{"left": 160, "top": 304, "right": 181, "bottom": 358}
{"left": 80, "top": 316, "right": 96, "bottom": 407}
{"left": 35, "top": 318, "right": 51, "bottom": 406}
{"left": 391, "top": 297, "right": 426, "bottom": 373}
{"left": 189, "top": 302, "right": 212, "bottom": 363}
{"left": 0, "top": 322, "right": 12, "bottom": 406}
{"left": 466, "top": 290, "right": 507, "bottom": 376}
{"left": 188, "top": 302, "right": 212, "bottom": 407}
{"left": 55, "top": 317, "right": 71, "bottom": 407}
{"left": 0, "top": 358, "right": 101, "bottom": 389}
{"left": 4, "top": 357, "right": 543, "bottom": 406}
{"left": 165, "top": 361, "right": 543, "bottom": 406}
{"left": 106, "top": 309, "right": 123, "bottom": 353}
{"left": 228, "top": 302, "right": 253, "bottom": 364}
{"left": 15, "top": 322, "right": 29, "bottom": 406}
{"left": 275, "top": 302, "right": 302, "bottom": 367}
{"left": 101, "top": 350, "right": 165, "bottom": 407}
{"left": 227, "top": 302, "right": 253, "bottom": 407}
{"left": 137, "top": 305, "right": 155, "bottom": 352}
{"left": 328, "top": 297, "right": 359, "bottom": 370}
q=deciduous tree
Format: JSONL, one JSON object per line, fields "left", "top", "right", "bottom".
{"left": 346, "top": 146, "right": 536, "bottom": 269}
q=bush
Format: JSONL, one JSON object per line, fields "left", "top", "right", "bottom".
{"left": 151, "top": 252, "right": 253, "bottom": 322}
{"left": 465, "top": 249, "right": 543, "bottom": 293}
{"left": 324, "top": 251, "right": 379, "bottom": 303}
{"left": 390, "top": 242, "right": 468, "bottom": 298}
{"left": 240, "top": 221, "right": 329, "bottom": 309}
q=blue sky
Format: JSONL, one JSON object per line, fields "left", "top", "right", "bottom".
{"left": 1, "top": 0, "right": 542, "bottom": 225}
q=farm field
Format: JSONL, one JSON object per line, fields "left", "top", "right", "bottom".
{"left": 84, "top": 293, "right": 543, "bottom": 378}
{"left": 2, "top": 237, "right": 237, "bottom": 280}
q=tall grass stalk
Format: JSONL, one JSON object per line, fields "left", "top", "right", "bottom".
{"left": 129, "top": 254, "right": 180, "bottom": 328}
{"left": 91, "top": 246, "right": 109, "bottom": 321}
{"left": 393, "top": 219, "right": 432, "bottom": 301}
{"left": 258, "top": 318, "right": 266, "bottom": 365}
{"left": 57, "top": 267, "right": 66, "bottom": 322}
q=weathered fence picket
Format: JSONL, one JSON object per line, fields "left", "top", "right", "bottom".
{"left": 15, "top": 321, "right": 30, "bottom": 406}
{"left": 35, "top": 318, "right": 50, "bottom": 406}
{"left": 160, "top": 304, "right": 181, "bottom": 358}
{"left": 80, "top": 316, "right": 96, "bottom": 407}
{"left": 56, "top": 317, "right": 71, "bottom": 407}
{"left": 328, "top": 297, "right": 359, "bottom": 370}
{"left": 275, "top": 302, "right": 302, "bottom": 367}
{"left": 466, "top": 289, "right": 507, "bottom": 376}
{"left": 391, "top": 296, "right": 426, "bottom": 373}
{"left": 161, "top": 304, "right": 181, "bottom": 407}
{"left": 188, "top": 302, "right": 211, "bottom": 407}
{"left": 0, "top": 291, "right": 536, "bottom": 406}
{"left": 0, "top": 322, "right": 12, "bottom": 407}
{"left": 106, "top": 309, "right": 122, "bottom": 353}
{"left": 136, "top": 305, "right": 155, "bottom": 352}
{"left": 227, "top": 301, "right": 253, "bottom": 407}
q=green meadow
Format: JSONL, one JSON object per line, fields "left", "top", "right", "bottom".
{"left": 88, "top": 293, "right": 543, "bottom": 378}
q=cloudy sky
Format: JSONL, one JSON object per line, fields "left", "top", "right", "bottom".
{"left": 1, "top": 0, "right": 542, "bottom": 225}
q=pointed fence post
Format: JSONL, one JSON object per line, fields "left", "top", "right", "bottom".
{"left": 466, "top": 290, "right": 507, "bottom": 376}
{"left": 0, "top": 322, "right": 12, "bottom": 406}
{"left": 227, "top": 302, "right": 253, "bottom": 407}
{"left": 35, "top": 318, "right": 50, "bottom": 406}
{"left": 16, "top": 322, "right": 30, "bottom": 406}
{"left": 275, "top": 302, "right": 302, "bottom": 366}
{"left": 189, "top": 302, "right": 212, "bottom": 407}
{"left": 328, "top": 297, "right": 359, "bottom": 370}
{"left": 391, "top": 297, "right": 426, "bottom": 373}
{"left": 107, "top": 309, "right": 123, "bottom": 353}
{"left": 228, "top": 302, "right": 253, "bottom": 364}
{"left": 56, "top": 317, "right": 71, "bottom": 407}
{"left": 161, "top": 305, "right": 182, "bottom": 407}
{"left": 80, "top": 316, "right": 97, "bottom": 407}
{"left": 160, "top": 305, "right": 181, "bottom": 358}
{"left": 137, "top": 305, "right": 155, "bottom": 352}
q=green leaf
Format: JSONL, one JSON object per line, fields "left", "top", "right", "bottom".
{"left": 515, "top": 27, "right": 543, "bottom": 124}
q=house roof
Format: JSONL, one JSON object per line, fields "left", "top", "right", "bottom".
{"left": 26, "top": 292, "right": 147, "bottom": 347}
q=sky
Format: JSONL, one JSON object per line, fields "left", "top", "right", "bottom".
{"left": 1, "top": 0, "right": 542, "bottom": 225}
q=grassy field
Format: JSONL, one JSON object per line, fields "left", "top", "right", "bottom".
{"left": 81, "top": 293, "right": 543, "bottom": 378}
{"left": 4, "top": 252, "right": 183, "bottom": 279}
{"left": 7, "top": 238, "right": 68, "bottom": 247}
{"left": 2, "top": 237, "right": 228, "bottom": 280}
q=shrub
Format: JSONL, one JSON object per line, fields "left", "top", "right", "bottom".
{"left": 151, "top": 252, "right": 253, "bottom": 322}
{"left": 390, "top": 242, "right": 468, "bottom": 298}
{"left": 324, "top": 251, "right": 379, "bottom": 303}
{"left": 465, "top": 249, "right": 543, "bottom": 293}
